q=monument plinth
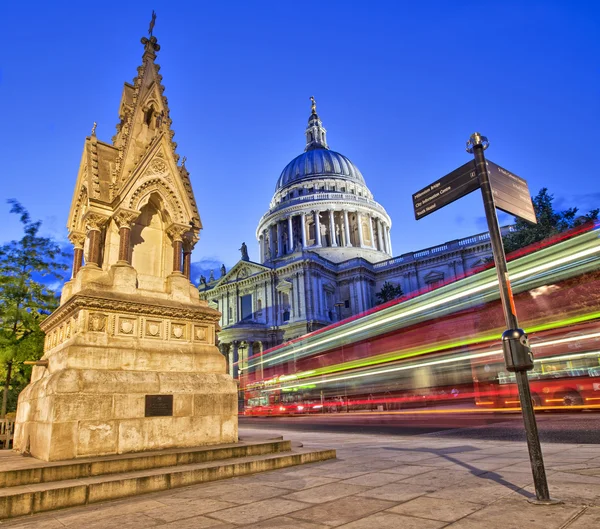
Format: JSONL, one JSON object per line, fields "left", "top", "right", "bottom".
{"left": 14, "top": 30, "right": 237, "bottom": 461}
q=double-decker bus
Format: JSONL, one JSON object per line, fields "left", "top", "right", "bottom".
{"left": 240, "top": 223, "right": 600, "bottom": 415}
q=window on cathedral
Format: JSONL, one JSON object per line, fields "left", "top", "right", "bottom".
{"left": 256, "top": 299, "right": 263, "bottom": 315}
{"left": 144, "top": 108, "right": 153, "bottom": 127}
{"left": 228, "top": 306, "right": 232, "bottom": 322}
{"left": 241, "top": 294, "right": 253, "bottom": 321}
{"left": 344, "top": 300, "right": 350, "bottom": 309}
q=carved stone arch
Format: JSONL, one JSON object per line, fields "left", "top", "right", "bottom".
{"left": 127, "top": 178, "right": 185, "bottom": 225}
{"left": 70, "top": 185, "right": 89, "bottom": 232}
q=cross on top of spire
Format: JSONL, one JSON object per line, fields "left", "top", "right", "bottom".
{"left": 148, "top": 10, "right": 156, "bottom": 37}
{"left": 141, "top": 11, "right": 160, "bottom": 56}
{"left": 305, "top": 96, "right": 328, "bottom": 151}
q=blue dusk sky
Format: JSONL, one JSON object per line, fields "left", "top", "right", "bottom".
{"left": 1, "top": 1, "right": 598, "bottom": 281}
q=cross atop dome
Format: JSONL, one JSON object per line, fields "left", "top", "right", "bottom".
{"left": 305, "top": 96, "right": 329, "bottom": 151}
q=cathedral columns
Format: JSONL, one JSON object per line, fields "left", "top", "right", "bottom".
{"left": 314, "top": 211, "right": 322, "bottom": 247}
{"left": 357, "top": 212, "right": 365, "bottom": 248}
{"left": 329, "top": 209, "right": 337, "bottom": 247}
{"left": 343, "top": 210, "right": 351, "bottom": 247}
{"left": 83, "top": 211, "right": 109, "bottom": 268}
{"left": 367, "top": 214, "right": 375, "bottom": 249}
{"left": 68, "top": 231, "right": 85, "bottom": 278}
{"left": 377, "top": 218, "right": 384, "bottom": 252}
{"left": 386, "top": 225, "right": 393, "bottom": 255}
{"left": 301, "top": 212, "right": 307, "bottom": 248}
{"left": 276, "top": 222, "right": 283, "bottom": 257}
{"left": 259, "top": 234, "right": 264, "bottom": 262}
{"left": 287, "top": 216, "right": 293, "bottom": 253}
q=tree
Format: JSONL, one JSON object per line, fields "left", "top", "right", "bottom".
{"left": 503, "top": 188, "right": 598, "bottom": 254}
{"left": 375, "top": 281, "right": 403, "bottom": 304}
{"left": 0, "top": 200, "right": 69, "bottom": 417}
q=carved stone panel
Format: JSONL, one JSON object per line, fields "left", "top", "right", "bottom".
{"left": 88, "top": 313, "right": 107, "bottom": 332}
{"left": 170, "top": 322, "right": 186, "bottom": 340}
{"left": 144, "top": 319, "right": 163, "bottom": 339}
{"left": 193, "top": 325, "right": 207, "bottom": 343}
{"left": 117, "top": 316, "right": 137, "bottom": 336}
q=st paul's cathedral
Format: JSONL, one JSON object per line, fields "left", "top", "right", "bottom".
{"left": 198, "top": 99, "right": 502, "bottom": 376}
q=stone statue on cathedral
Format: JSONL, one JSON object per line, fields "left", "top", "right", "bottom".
{"left": 220, "top": 264, "right": 226, "bottom": 277}
{"left": 239, "top": 242, "right": 249, "bottom": 261}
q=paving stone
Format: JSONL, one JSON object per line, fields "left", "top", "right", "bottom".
{"left": 289, "top": 496, "right": 395, "bottom": 526}
{"left": 333, "top": 511, "right": 446, "bottom": 528}
{"left": 0, "top": 518, "right": 65, "bottom": 529}
{"left": 387, "top": 496, "right": 483, "bottom": 522}
{"left": 238, "top": 516, "right": 330, "bottom": 529}
{"left": 356, "top": 482, "right": 431, "bottom": 502}
{"left": 380, "top": 465, "right": 440, "bottom": 476}
{"left": 205, "top": 498, "right": 311, "bottom": 525}
{"left": 398, "top": 469, "right": 476, "bottom": 489}
{"left": 443, "top": 497, "right": 584, "bottom": 529}
{"left": 565, "top": 506, "right": 600, "bottom": 527}
{"left": 339, "top": 471, "right": 405, "bottom": 487}
{"left": 283, "top": 483, "right": 369, "bottom": 504}
{"left": 144, "top": 498, "right": 237, "bottom": 522}
{"left": 61, "top": 512, "right": 161, "bottom": 529}
{"left": 186, "top": 483, "right": 286, "bottom": 504}
{"left": 158, "top": 516, "right": 234, "bottom": 528}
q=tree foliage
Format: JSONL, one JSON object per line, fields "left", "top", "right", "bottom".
{"left": 375, "top": 281, "right": 403, "bottom": 304}
{"left": 0, "top": 200, "right": 69, "bottom": 415}
{"left": 503, "top": 188, "right": 599, "bottom": 254}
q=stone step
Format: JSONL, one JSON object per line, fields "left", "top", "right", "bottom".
{"left": 0, "top": 439, "right": 291, "bottom": 488}
{"left": 0, "top": 446, "right": 336, "bottom": 520}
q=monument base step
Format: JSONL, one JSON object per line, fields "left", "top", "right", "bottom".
{"left": 0, "top": 440, "right": 336, "bottom": 520}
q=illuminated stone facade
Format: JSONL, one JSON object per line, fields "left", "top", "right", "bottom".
{"left": 15, "top": 30, "right": 237, "bottom": 461}
{"left": 199, "top": 101, "right": 501, "bottom": 378}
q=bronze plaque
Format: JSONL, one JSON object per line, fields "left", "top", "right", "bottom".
{"left": 145, "top": 395, "right": 173, "bottom": 417}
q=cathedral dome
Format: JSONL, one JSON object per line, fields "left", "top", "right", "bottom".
{"left": 256, "top": 98, "right": 393, "bottom": 266}
{"left": 276, "top": 149, "right": 365, "bottom": 191}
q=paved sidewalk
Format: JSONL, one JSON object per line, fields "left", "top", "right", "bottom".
{"left": 1, "top": 427, "right": 599, "bottom": 528}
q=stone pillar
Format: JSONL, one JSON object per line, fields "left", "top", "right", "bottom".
{"left": 270, "top": 225, "right": 276, "bottom": 258}
{"left": 315, "top": 211, "right": 322, "bottom": 247}
{"left": 114, "top": 209, "right": 139, "bottom": 265}
{"left": 386, "top": 226, "right": 393, "bottom": 255}
{"left": 343, "top": 210, "right": 351, "bottom": 247}
{"left": 377, "top": 219, "right": 384, "bottom": 252}
{"left": 68, "top": 231, "right": 85, "bottom": 278}
{"left": 182, "top": 234, "right": 197, "bottom": 280}
{"left": 83, "top": 212, "right": 109, "bottom": 268}
{"left": 329, "top": 210, "right": 337, "bottom": 247}
{"left": 259, "top": 234, "right": 264, "bottom": 262}
{"left": 367, "top": 215, "right": 375, "bottom": 249}
{"left": 357, "top": 212, "right": 364, "bottom": 248}
{"left": 287, "top": 216, "right": 293, "bottom": 254}
{"left": 167, "top": 224, "right": 189, "bottom": 275}
{"left": 276, "top": 222, "right": 282, "bottom": 257}
{"left": 301, "top": 213, "right": 307, "bottom": 248}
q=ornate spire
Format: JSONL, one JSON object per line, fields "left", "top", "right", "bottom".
{"left": 305, "top": 96, "right": 328, "bottom": 152}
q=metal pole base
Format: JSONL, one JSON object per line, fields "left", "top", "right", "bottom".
{"left": 527, "top": 497, "right": 563, "bottom": 506}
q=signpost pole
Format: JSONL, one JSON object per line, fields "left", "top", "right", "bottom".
{"left": 467, "top": 132, "right": 555, "bottom": 504}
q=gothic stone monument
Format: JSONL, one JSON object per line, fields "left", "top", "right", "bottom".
{"left": 14, "top": 31, "right": 237, "bottom": 461}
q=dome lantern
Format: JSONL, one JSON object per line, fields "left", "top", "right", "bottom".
{"left": 305, "top": 96, "right": 329, "bottom": 152}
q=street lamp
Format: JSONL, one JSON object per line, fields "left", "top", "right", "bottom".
{"left": 334, "top": 302, "right": 344, "bottom": 322}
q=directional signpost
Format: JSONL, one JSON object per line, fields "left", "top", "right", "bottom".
{"left": 486, "top": 160, "right": 537, "bottom": 224}
{"left": 413, "top": 133, "right": 559, "bottom": 505}
{"left": 412, "top": 160, "right": 477, "bottom": 220}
